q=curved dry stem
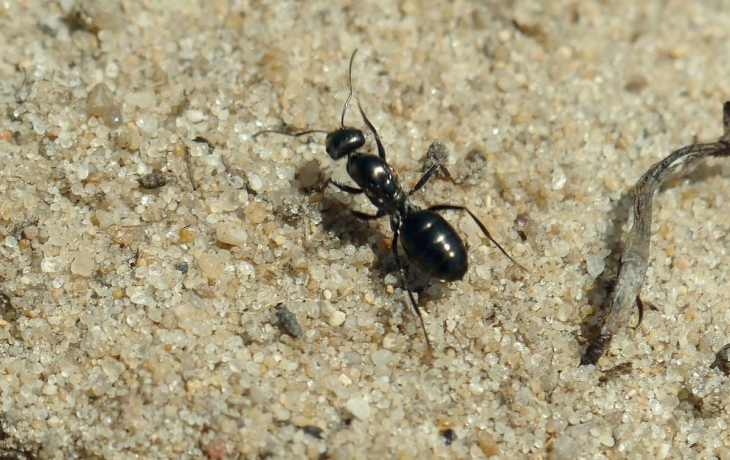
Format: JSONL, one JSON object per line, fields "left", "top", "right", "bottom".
{"left": 582, "top": 101, "right": 730, "bottom": 365}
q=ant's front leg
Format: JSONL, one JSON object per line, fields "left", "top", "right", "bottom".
{"left": 330, "top": 180, "right": 363, "bottom": 194}
{"left": 329, "top": 181, "right": 382, "bottom": 220}
{"left": 408, "top": 162, "right": 442, "bottom": 196}
{"left": 351, "top": 210, "right": 384, "bottom": 220}
{"left": 408, "top": 152, "right": 455, "bottom": 196}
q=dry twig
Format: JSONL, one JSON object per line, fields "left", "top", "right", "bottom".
{"left": 582, "top": 101, "right": 730, "bottom": 365}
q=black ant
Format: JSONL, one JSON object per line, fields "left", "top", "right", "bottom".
{"left": 255, "top": 51, "right": 523, "bottom": 348}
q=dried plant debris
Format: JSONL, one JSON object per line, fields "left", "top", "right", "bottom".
{"left": 297, "top": 159, "right": 326, "bottom": 193}
{"left": 175, "top": 262, "right": 189, "bottom": 274}
{"left": 514, "top": 213, "right": 530, "bottom": 242}
{"left": 137, "top": 172, "right": 169, "bottom": 189}
{"left": 192, "top": 136, "right": 215, "bottom": 154}
{"left": 275, "top": 303, "right": 303, "bottom": 338}
{"left": 598, "top": 362, "right": 633, "bottom": 384}
{"left": 424, "top": 140, "right": 452, "bottom": 180}
{"left": 300, "top": 425, "right": 324, "bottom": 439}
{"left": 0, "top": 292, "right": 11, "bottom": 313}
{"left": 440, "top": 428, "right": 456, "bottom": 446}
{"left": 711, "top": 344, "right": 730, "bottom": 375}
{"left": 184, "top": 143, "right": 197, "bottom": 191}
{"left": 582, "top": 101, "right": 730, "bottom": 365}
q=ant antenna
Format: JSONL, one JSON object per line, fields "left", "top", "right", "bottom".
{"left": 340, "top": 48, "right": 358, "bottom": 128}
{"left": 251, "top": 49, "right": 361, "bottom": 141}
{"left": 252, "top": 128, "right": 328, "bottom": 139}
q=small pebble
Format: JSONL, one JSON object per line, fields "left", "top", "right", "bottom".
{"left": 215, "top": 222, "right": 248, "bottom": 246}
{"left": 598, "top": 433, "right": 615, "bottom": 447}
{"left": 247, "top": 173, "right": 263, "bottom": 192}
{"left": 86, "top": 83, "right": 122, "bottom": 127}
{"left": 136, "top": 115, "right": 159, "bottom": 135}
{"left": 185, "top": 109, "right": 205, "bottom": 123}
{"left": 298, "top": 160, "right": 322, "bottom": 190}
{"left": 71, "top": 0, "right": 125, "bottom": 32}
{"left": 179, "top": 228, "right": 195, "bottom": 244}
{"left": 345, "top": 397, "right": 371, "bottom": 420}
{"left": 198, "top": 252, "right": 224, "bottom": 279}
{"left": 383, "top": 274, "right": 398, "bottom": 286}
{"left": 478, "top": 431, "right": 499, "bottom": 457}
{"left": 371, "top": 349, "right": 394, "bottom": 367}
{"left": 245, "top": 202, "right": 267, "bottom": 224}
{"left": 585, "top": 250, "right": 609, "bottom": 278}
{"left": 71, "top": 249, "right": 95, "bottom": 277}
{"left": 328, "top": 310, "right": 346, "bottom": 327}
{"left": 551, "top": 168, "right": 567, "bottom": 190}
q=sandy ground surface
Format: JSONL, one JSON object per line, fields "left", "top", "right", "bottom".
{"left": 1, "top": 0, "right": 730, "bottom": 458}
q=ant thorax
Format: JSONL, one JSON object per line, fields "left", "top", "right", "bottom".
{"left": 347, "top": 152, "right": 406, "bottom": 214}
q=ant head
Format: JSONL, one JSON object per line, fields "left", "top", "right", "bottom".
{"left": 325, "top": 127, "right": 365, "bottom": 160}
{"left": 324, "top": 50, "right": 367, "bottom": 161}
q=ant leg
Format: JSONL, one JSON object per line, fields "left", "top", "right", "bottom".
{"left": 356, "top": 100, "right": 387, "bottom": 160}
{"left": 408, "top": 162, "right": 442, "bottom": 196}
{"left": 391, "top": 229, "right": 433, "bottom": 349}
{"left": 329, "top": 181, "right": 381, "bottom": 219}
{"left": 330, "top": 180, "right": 363, "bottom": 194}
{"left": 329, "top": 180, "right": 381, "bottom": 219}
{"left": 352, "top": 210, "right": 384, "bottom": 220}
{"left": 429, "top": 204, "right": 526, "bottom": 271}
{"left": 252, "top": 128, "right": 328, "bottom": 139}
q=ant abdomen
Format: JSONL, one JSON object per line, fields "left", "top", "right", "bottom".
{"left": 399, "top": 210, "right": 469, "bottom": 282}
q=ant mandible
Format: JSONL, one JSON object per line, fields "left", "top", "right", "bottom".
{"left": 255, "top": 50, "right": 524, "bottom": 348}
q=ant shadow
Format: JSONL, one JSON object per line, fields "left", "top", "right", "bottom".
{"left": 580, "top": 189, "right": 631, "bottom": 347}
{"left": 317, "top": 195, "right": 376, "bottom": 248}
{"left": 317, "top": 193, "right": 441, "bottom": 315}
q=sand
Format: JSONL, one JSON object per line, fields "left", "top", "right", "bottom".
{"left": 0, "top": 0, "right": 729, "bottom": 458}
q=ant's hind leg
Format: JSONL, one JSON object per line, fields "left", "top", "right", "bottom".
{"left": 391, "top": 230, "right": 433, "bottom": 349}
{"left": 429, "top": 204, "right": 525, "bottom": 271}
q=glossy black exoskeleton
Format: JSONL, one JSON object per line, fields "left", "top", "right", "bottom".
{"left": 254, "top": 50, "right": 523, "bottom": 348}
{"left": 331, "top": 101, "right": 523, "bottom": 348}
